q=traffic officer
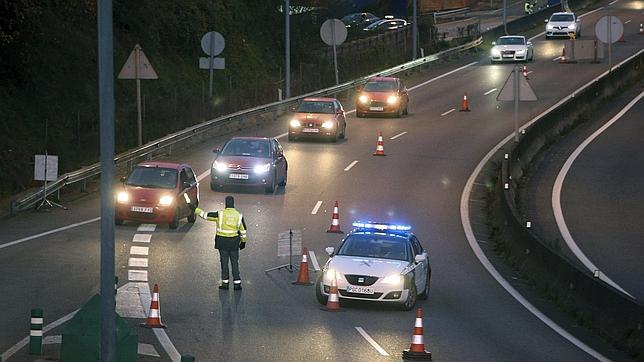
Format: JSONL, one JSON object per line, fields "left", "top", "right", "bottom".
{"left": 193, "top": 195, "right": 247, "bottom": 290}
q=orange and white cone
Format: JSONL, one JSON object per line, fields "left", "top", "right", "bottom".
{"left": 373, "top": 132, "right": 386, "bottom": 156}
{"left": 522, "top": 65, "right": 529, "bottom": 79}
{"left": 618, "top": 33, "right": 625, "bottom": 42}
{"left": 640, "top": 23, "right": 643, "bottom": 34}
{"left": 321, "top": 271, "right": 342, "bottom": 311}
{"left": 141, "top": 284, "right": 166, "bottom": 328}
{"left": 293, "top": 248, "right": 313, "bottom": 285}
{"left": 326, "top": 201, "right": 343, "bottom": 233}
{"left": 459, "top": 93, "right": 470, "bottom": 112}
{"left": 559, "top": 46, "right": 567, "bottom": 63}
{"left": 402, "top": 307, "right": 432, "bottom": 360}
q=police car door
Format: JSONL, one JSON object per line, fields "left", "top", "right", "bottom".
{"left": 411, "top": 236, "right": 427, "bottom": 290}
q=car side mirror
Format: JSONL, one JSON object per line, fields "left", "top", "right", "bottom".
{"left": 527, "top": 41, "right": 532, "bottom": 46}
{"left": 120, "top": 176, "right": 127, "bottom": 183}
{"left": 213, "top": 148, "right": 220, "bottom": 154}
{"left": 325, "top": 247, "right": 335, "bottom": 256}
{"left": 414, "top": 254, "right": 427, "bottom": 263}
{"left": 491, "top": 41, "right": 496, "bottom": 45}
{"left": 544, "top": 19, "right": 549, "bottom": 23}
{"left": 182, "top": 181, "right": 191, "bottom": 190}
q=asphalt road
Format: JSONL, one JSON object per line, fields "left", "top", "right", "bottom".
{"left": 1, "top": 1, "right": 642, "bottom": 361}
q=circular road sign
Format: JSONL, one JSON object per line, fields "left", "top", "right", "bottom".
{"left": 320, "top": 19, "right": 347, "bottom": 46}
{"left": 200, "top": 31, "right": 225, "bottom": 56}
{"left": 595, "top": 16, "right": 624, "bottom": 44}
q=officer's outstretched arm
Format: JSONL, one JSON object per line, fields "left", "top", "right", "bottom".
{"left": 195, "top": 207, "right": 218, "bottom": 222}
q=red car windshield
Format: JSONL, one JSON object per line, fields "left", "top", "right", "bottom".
{"left": 126, "top": 167, "right": 177, "bottom": 189}
{"left": 364, "top": 81, "right": 397, "bottom": 92}
{"left": 221, "top": 139, "right": 270, "bottom": 157}
{"left": 297, "top": 101, "right": 334, "bottom": 114}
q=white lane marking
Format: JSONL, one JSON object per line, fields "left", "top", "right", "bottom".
{"left": 355, "top": 327, "right": 389, "bottom": 356}
{"left": 154, "top": 329, "right": 181, "bottom": 361}
{"left": 138, "top": 343, "right": 161, "bottom": 357}
{"left": 309, "top": 250, "right": 321, "bottom": 271}
{"left": 43, "top": 335, "right": 62, "bottom": 344}
{"left": 137, "top": 224, "right": 157, "bottom": 232}
{"left": 579, "top": 6, "right": 604, "bottom": 19}
{"left": 552, "top": 90, "right": 644, "bottom": 299}
{"left": 129, "top": 257, "right": 149, "bottom": 267}
{"left": 409, "top": 61, "right": 478, "bottom": 91}
{"left": 275, "top": 132, "right": 288, "bottom": 139}
{"left": 130, "top": 246, "right": 149, "bottom": 256}
{"left": 390, "top": 131, "right": 407, "bottom": 140}
{"left": 526, "top": 71, "right": 533, "bottom": 76}
{"left": 0, "top": 217, "right": 100, "bottom": 250}
{"left": 197, "top": 169, "right": 209, "bottom": 182}
{"left": 133, "top": 234, "right": 152, "bottom": 243}
{"left": 484, "top": 88, "right": 498, "bottom": 96}
{"left": 624, "top": 19, "right": 631, "bottom": 24}
{"left": 458, "top": 51, "right": 644, "bottom": 362}
{"left": 1, "top": 309, "right": 78, "bottom": 361}
{"left": 553, "top": 56, "right": 562, "bottom": 62}
{"left": 608, "top": 0, "right": 618, "bottom": 5}
{"left": 311, "top": 201, "right": 323, "bottom": 215}
{"left": 128, "top": 270, "right": 149, "bottom": 282}
{"left": 441, "top": 108, "right": 456, "bottom": 116}
{"left": 344, "top": 160, "right": 359, "bottom": 171}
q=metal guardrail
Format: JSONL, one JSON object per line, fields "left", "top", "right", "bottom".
{"left": 10, "top": 36, "right": 483, "bottom": 215}
{"left": 433, "top": 7, "right": 470, "bottom": 22}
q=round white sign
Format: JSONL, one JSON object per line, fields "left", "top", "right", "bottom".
{"left": 595, "top": 16, "right": 624, "bottom": 44}
{"left": 200, "top": 32, "right": 225, "bottom": 56}
{"left": 320, "top": 19, "right": 347, "bottom": 46}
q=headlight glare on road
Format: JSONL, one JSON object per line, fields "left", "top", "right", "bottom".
{"left": 381, "top": 274, "right": 403, "bottom": 285}
{"left": 254, "top": 163, "right": 271, "bottom": 174}
{"left": 213, "top": 160, "right": 227, "bottom": 172}
{"left": 159, "top": 195, "right": 174, "bottom": 206}
{"left": 117, "top": 191, "right": 129, "bottom": 204}
{"left": 387, "top": 95, "right": 399, "bottom": 104}
{"left": 359, "top": 95, "right": 369, "bottom": 104}
{"left": 290, "top": 119, "right": 301, "bottom": 127}
{"left": 322, "top": 121, "right": 334, "bottom": 129}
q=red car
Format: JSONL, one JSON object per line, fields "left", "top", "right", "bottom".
{"left": 288, "top": 97, "right": 347, "bottom": 142}
{"left": 115, "top": 162, "right": 199, "bottom": 229}
{"left": 210, "top": 137, "right": 288, "bottom": 193}
{"left": 356, "top": 77, "right": 409, "bottom": 118}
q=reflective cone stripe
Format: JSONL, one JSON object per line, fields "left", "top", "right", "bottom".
{"left": 293, "top": 247, "right": 312, "bottom": 285}
{"left": 29, "top": 308, "right": 43, "bottom": 355}
{"left": 324, "top": 272, "right": 341, "bottom": 310}
{"left": 142, "top": 284, "right": 166, "bottom": 328}
{"left": 460, "top": 93, "right": 470, "bottom": 112}
{"left": 373, "top": 132, "right": 386, "bottom": 156}
{"left": 559, "top": 46, "right": 566, "bottom": 63}
{"left": 326, "top": 201, "right": 343, "bottom": 233}
{"left": 402, "top": 307, "right": 432, "bottom": 360}
{"left": 640, "top": 23, "right": 643, "bottom": 34}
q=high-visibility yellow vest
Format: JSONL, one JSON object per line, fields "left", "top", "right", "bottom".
{"left": 216, "top": 208, "right": 247, "bottom": 241}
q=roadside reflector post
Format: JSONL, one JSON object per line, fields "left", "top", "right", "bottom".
{"left": 181, "top": 355, "right": 195, "bottom": 362}
{"left": 525, "top": 221, "right": 532, "bottom": 228}
{"left": 29, "top": 308, "right": 44, "bottom": 355}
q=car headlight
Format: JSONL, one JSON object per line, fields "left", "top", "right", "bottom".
{"left": 358, "top": 95, "right": 369, "bottom": 104}
{"left": 290, "top": 119, "right": 301, "bottom": 127}
{"left": 117, "top": 191, "right": 129, "bottom": 204}
{"left": 321, "top": 121, "right": 334, "bottom": 129}
{"left": 515, "top": 49, "right": 526, "bottom": 54}
{"left": 567, "top": 24, "right": 575, "bottom": 29}
{"left": 254, "top": 163, "right": 271, "bottom": 174}
{"left": 386, "top": 95, "right": 399, "bottom": 104}
{"left": 547, "top": 24, "right": 554, "bottom": 30}
{"left": 213, "top": 160, "right": 227, "bottom": 172}
{"left": 381, "top": 274, "right": 404, "bottom": 285}
{"left": 491, "top": 48, "right": 501, "bottom": 57}
{"left": 159, "top": 195, "right": 174, "bottom": 206}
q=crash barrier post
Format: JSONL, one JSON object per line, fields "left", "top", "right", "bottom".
{"left": 29, "top": 308, "right": 43, "bottom": 355}
{"left": 181, "top": 355, "right": 195, "bottom": 362}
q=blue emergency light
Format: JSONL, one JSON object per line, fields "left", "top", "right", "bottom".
{"left": 352, "top": 221, "right": 412, "bottom": 231}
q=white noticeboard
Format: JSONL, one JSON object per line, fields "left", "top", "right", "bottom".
{"left": 277, "top": 229, "right": 302, "bottom": 257}
{"left": 34, "top": 154, "right": 58, "bottom": 181}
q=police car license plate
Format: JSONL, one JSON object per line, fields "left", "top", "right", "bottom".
{"left": 346, "top": 285, "right": 374, "bottom": 294}
{"left": 229, "top": 173, "right": 249, "bottom": 179}
{"left": 131, "top": 206, "right": 153, "bottom": 213}
{"left": 369, "top": 107, "right": 384, "bottom": 111}
{"left": 303, "top": 128, "right": 319, "bottom": 133}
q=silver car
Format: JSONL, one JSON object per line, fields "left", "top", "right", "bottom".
{"left": 545, "top": 12, "right": 581, "bottom": 39}
{"left": 490, "top": 35, "right": 534, "bottom": 63}
{"left": 316, "top": 222, "right": 431, "bottom": 311}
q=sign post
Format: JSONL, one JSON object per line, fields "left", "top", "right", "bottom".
{"left": 595, "top": 16, "right": 624, "bottom": 72}
{"left": 199, "top": 31, "right": 226, "bottom": 99}
{"left": 497, "top": 66, "right": 538, "bottom": 142}
{"left": 320, "top": 19, "right": 347, "bottom": 85}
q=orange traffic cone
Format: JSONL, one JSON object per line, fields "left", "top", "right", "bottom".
{"left": 141, "top": 284, "right": 166, "bottom": 328}
{"left": 459, "top": 93, "right": 470, "bottom": 112}
{"left": 373, "top": 132, "right": 386, "bottom": 156}
{"left": 326, "top": 201, "right": 343, "bottom": 233}
{"left": 293, "top": 248, "right": 313, "bottom": 285}
{"left": 522, "top": 65, "right": 528, "bottom": 79}
{"left": 321, "top": 271, "right": 342, "bottom": 311}
{"left": 618, "top": 33, "right": 625, "bottom": 42}
{"left": 559, "top": 46, "right": 567, "bottom": 63}
{"left": 402, "top": 307, "right": 432, "bottom": 360}
{"left": 640, "top": 23, "right": 643, "bottom": 34}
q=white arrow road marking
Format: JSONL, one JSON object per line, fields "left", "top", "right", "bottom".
{"left": 390, "top": 131, "right": 407, "bottom": 140}
{"left": 355, "top": 327, "right": 389, "bottom": 356}
{"left": 441, "top": 108, "right": 456, "bottom": 116}
{"left": 311, "top": 201, "right": 323, "bottom": 215}
{"left": 344, "top": 160, "right": 359, "bottom": 171}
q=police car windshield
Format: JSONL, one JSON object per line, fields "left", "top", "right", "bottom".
{"left": 364, "top": 81, "right": 397, "bottom": 92}
{"left": 127, "top": 167, "right": 177, "bottom": 189}
{"left": 297, "top": 101, "right": 335, "bottom": 114}
{"left": 551, "top": 14, "right": 574, "bottom": 21}
{"left": 496, "top": 37, "right": 525, "bottom": 45}
{"left": 337, "top": 233, "right": 409, "bottom": 261}
{"left": 221, "top": 140, "right": 270, "bottom": 157}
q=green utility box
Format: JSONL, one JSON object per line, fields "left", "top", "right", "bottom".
{"left": 60, "top": 294, "right": 137, "bottom": 362}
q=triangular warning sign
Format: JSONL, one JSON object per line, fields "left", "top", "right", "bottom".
{"left": 496, "top": 69, "right": 537, "bottom": 101}
{"left": 118, "top": 44, "right": 158, "bottom": 80}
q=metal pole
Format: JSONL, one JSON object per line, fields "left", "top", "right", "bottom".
{"left": 503, "top": 0, "right": 508, "bottom": 35}
{"left": 412, "top": 0, "right": 418, "bottom": 60}
{"left": 285, "top": 0, "right": 291, "bottom": 98}
{"left": 332, "top": 25, "right": 339, "bottom": 85}
{"left": 289, "top": 229, "right": 293, "bottom": 270}
{"left": 208, "top": 32, "right": 214, "bottom": 98}
{"left": 98, "top": 0, "right": 116, "bottom": 360}
{"left": 607, "top": 16, "right": 612, "bottom": 72}
{"left": 513, "top": 65, "right": 519, "bottom": 142}
{"left": 135, "top": 45, "right": 142, "bottom": 146}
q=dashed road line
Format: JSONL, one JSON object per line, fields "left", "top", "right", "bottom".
{"left": 129, "top": 257, "right": 149, "bottom": 267}
{"left": 275, "top": 132, "right": 289, "bottom": 139}
{"left": 344, "top": 160, "right": 359, "bottom": 171}
{"left": 526, "top": 71, "right": 533, "bottom": 76}
{"left": 0, "top": 217, "right": 100, "bottom": 250}
{"left": 309, "top": 250, "right": 321, "bottom": 271}
{"left": 441, "top": 108, "right": 456, "bottom": 116}
{"left": 484, "top": 88, "right": 498, "bottom": 96}
{"left": 390, "top": 131, "right": 407, "bottom": 140}
{"left": 197, "top": 169, "right": 209, "bottom": 182}
{"left": 128, "top": 270, "right": 148, "bottom": 282}
{"left": 137, "top": 224, "right": 157, "bottom": 232}
{"left": 409, "top": 61, "right": 478, "bottom": 91}
{"left": 133, "top": 234, "right": 152, "bottom": 243}
{"left": 608, "top": 0, "right": 618, "bottom": 5}
{"left": 624, "top": 19, "right": 631, "bottom": 24}
{"left": 311, "top": 201, "right": 323, "bottom": 215}
{"left": 130, "top": 246, "right": 149, "bottom": 256}
{"left": 355, "top": 327, "right": 389, "bottom": 356}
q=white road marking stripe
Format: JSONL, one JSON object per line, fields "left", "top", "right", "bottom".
{"left": 390, "top": 131, "right": 407, "bottom": 140}
{"left": 138, "top": 343, "right": 161, "bottom": 357}
{"left": 355, "top": 327, "right": 389, "bottom": 356}
{"left": 128, "top": 270, "right": 148, "bottom": 282}
{"left": 0, "top": 217, "right": 100, "bottom": 250}
{"left": 309, "top": 250, "right": 321, "bottom": 271}
{"left": 137, "top": 224, "right": 157, "bottom": 232}
{"left": 441, "top": 108, "right": 456, "bottom": 116}
{"left": 624, "top": 19, "right": 631, "bottom": 24}
{"left": 130, "top": 246, "right": 149, "bottom": 256}
{"left": 197, "top": 169, "right": 209, "bottom": 182}
{"left": 43, "top": 335, "right": 62, "bottom": 345}
{"left": 344, "top": 160, "right": 359, "bottom": 171}
{"left": 129, "top": 257, "right": 149, "bottom": 267}
{"left": 133, "top": 234, "right": 152, "bottom": 243}
{"left": 311, "top": 201, "right": 323, "bottom": 215}
{"left": 608, "top": 0, "right": 618, "bottom": 5}
{"left": 484, "top": 88, "right": 498, "bottom": 96}
{"left": 553, "top": 56, "right": 561, "bottom": 62}
{"left": 275, "top": 132, "right": 289, "bottom": 139}
{"left": 526, "top": 71, "right": 533, "bottom": 75}
{"left": 409, "top": 61, "right": 478, "bottom": 91}
{"left": 552, "top": 90, "right": 643, "bottom": 299}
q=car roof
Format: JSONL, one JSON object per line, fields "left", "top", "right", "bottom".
{"left": 136, "top": 161, "right": 187, "bottom": 170}
{"left": 367, "top": 77, "right": 398, "bottom": 82}
{"left": 229, "top": 136, "right": 272, "bottom": 141}
{"left": 302, "top": 97, "right": 337, "bottom": 102}
{"left": 552, "top": 12, "right": 575, "bottom": 15}
{"left": 499, "top": 35, "right": 524, "bottom": 39}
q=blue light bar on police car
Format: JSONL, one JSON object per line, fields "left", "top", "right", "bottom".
{"left": 352, "top": 221, "right": 412, "bottom": 231}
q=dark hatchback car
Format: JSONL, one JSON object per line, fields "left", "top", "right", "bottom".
{"left": 115, "top": 162, "right": 199, "bottom": 229}
{"left": 342, "top": 12, "right": 380, "bottom": 34}
{"left": 362, "top": 18, "right": 408, "bottom": 33}
{"left": 289, "top": 97, "right": 347, "bottom": 142}
{"left": 210, "top": 137, "right": 288, "bottom": 193}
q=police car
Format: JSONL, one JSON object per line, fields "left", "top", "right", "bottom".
{"left": 316, "top": 222, "right": 431, "bottom": 310}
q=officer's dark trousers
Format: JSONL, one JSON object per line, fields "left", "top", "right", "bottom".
{"left": 219, "top": 248, "right": 240, "bottom": 282}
